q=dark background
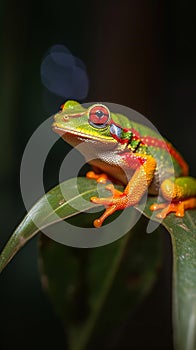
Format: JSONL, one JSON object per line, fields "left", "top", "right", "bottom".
{"left": 0, "top": 0, "right": 196, "bottom": 349}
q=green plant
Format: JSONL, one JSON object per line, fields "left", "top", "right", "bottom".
{"left": 0, "top": 177, "right": 196, "bottom": 350}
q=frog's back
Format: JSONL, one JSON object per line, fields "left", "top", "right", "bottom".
{"left": 112, "top": 113, "right": 188, "bottom": 187}
{"left": 113, "top": 113, "right": 165, "bottom": 139}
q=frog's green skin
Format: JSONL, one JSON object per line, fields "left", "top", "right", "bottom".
{"left": 53, "top": 100, "right": 196, "bottom": 227}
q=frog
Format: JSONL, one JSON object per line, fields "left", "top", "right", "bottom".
{"left": 52, "top": 100, "right": 196, "bottom": 228}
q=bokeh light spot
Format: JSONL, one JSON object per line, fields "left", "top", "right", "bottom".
{"left": 41, "top": 44, "right": 89, "bottom": 101}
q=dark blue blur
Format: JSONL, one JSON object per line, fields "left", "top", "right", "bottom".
{"left": 41, "top": 44, "right": 89, "bottom": 101}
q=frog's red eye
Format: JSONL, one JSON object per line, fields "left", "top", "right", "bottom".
{"left": 88, "top": 104, "right": 110, "bottom": 128}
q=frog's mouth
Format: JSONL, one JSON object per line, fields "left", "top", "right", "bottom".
{"left": 52, "top": 123, "right": 115, "bottom": 143}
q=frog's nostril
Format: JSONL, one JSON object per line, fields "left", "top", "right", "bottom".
{"left": 63, "top": 116, "right": 69, "bottom": 121}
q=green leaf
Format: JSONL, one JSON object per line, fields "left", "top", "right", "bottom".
{"left": 0, "top": 177, "right": 162, "bottom": 349}
{"left": 39, "top": 215, "right": 162, "bottom": 350}
{"left": 0, "top": 177, "right": 196, "bottom": 350}
{"left": 0, "top": 178, "right": 106, "bottom": 272}
{"left": 140, "top": 197, "right": 196, "bottom": 350}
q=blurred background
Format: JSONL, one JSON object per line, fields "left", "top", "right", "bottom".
{"left": 0, "top": 0, "right": 196, "bottom": 349}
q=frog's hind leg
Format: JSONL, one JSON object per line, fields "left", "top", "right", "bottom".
{"left": 150, "top": 177, "right": 196, "bottom": 218}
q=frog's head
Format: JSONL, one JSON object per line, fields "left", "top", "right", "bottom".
{"left": 52, "top": 100, "right": 117, "bottom": 148}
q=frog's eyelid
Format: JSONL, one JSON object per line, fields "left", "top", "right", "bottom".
{"left": 88, "top": 104, "right": 110, "bottom": 116}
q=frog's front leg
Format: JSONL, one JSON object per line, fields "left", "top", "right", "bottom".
{"left": 150, "top": 177, "right": 196, "bottom": 218}
{"left": 90, "top": 154, "right": 156, "bottom": 227}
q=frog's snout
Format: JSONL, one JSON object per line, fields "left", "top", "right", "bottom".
{"left": 52, "top": 112, "right": 70, "bottom": 136}
{"left": 53, "top": 114, "right": 58, "bottom": 122}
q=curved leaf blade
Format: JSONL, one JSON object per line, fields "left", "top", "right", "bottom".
{"left": 140, "top": 197, "right": 196, "bottom": 350}
{"left": 0, "top": 176, "right": 196, "bottom": 350}
{"left": 0, "top": 178, "right": 108, "bottom": 273}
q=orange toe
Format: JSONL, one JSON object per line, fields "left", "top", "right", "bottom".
{"left": 86, "top": 171, "right": 109, "bottom": 184}
{"left": 150, "top": 197, "right": 196, "bottom": 219}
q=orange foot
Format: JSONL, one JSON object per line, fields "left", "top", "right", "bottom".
{"left": 150, "top": 197, "right": 196, "bottom": 219}
{"left": 91, "top": 184, "right": 127, "bottom": 228}
{"left": 86, "top": 171, "right": 109, "bottom": 184}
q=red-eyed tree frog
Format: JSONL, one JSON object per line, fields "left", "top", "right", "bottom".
{"left": 52, "top": 100, "right": 196, "bottom": 228}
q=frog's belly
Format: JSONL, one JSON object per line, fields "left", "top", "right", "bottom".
{"left": 89, "top": 158, "right": 135, "bottom": 185}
